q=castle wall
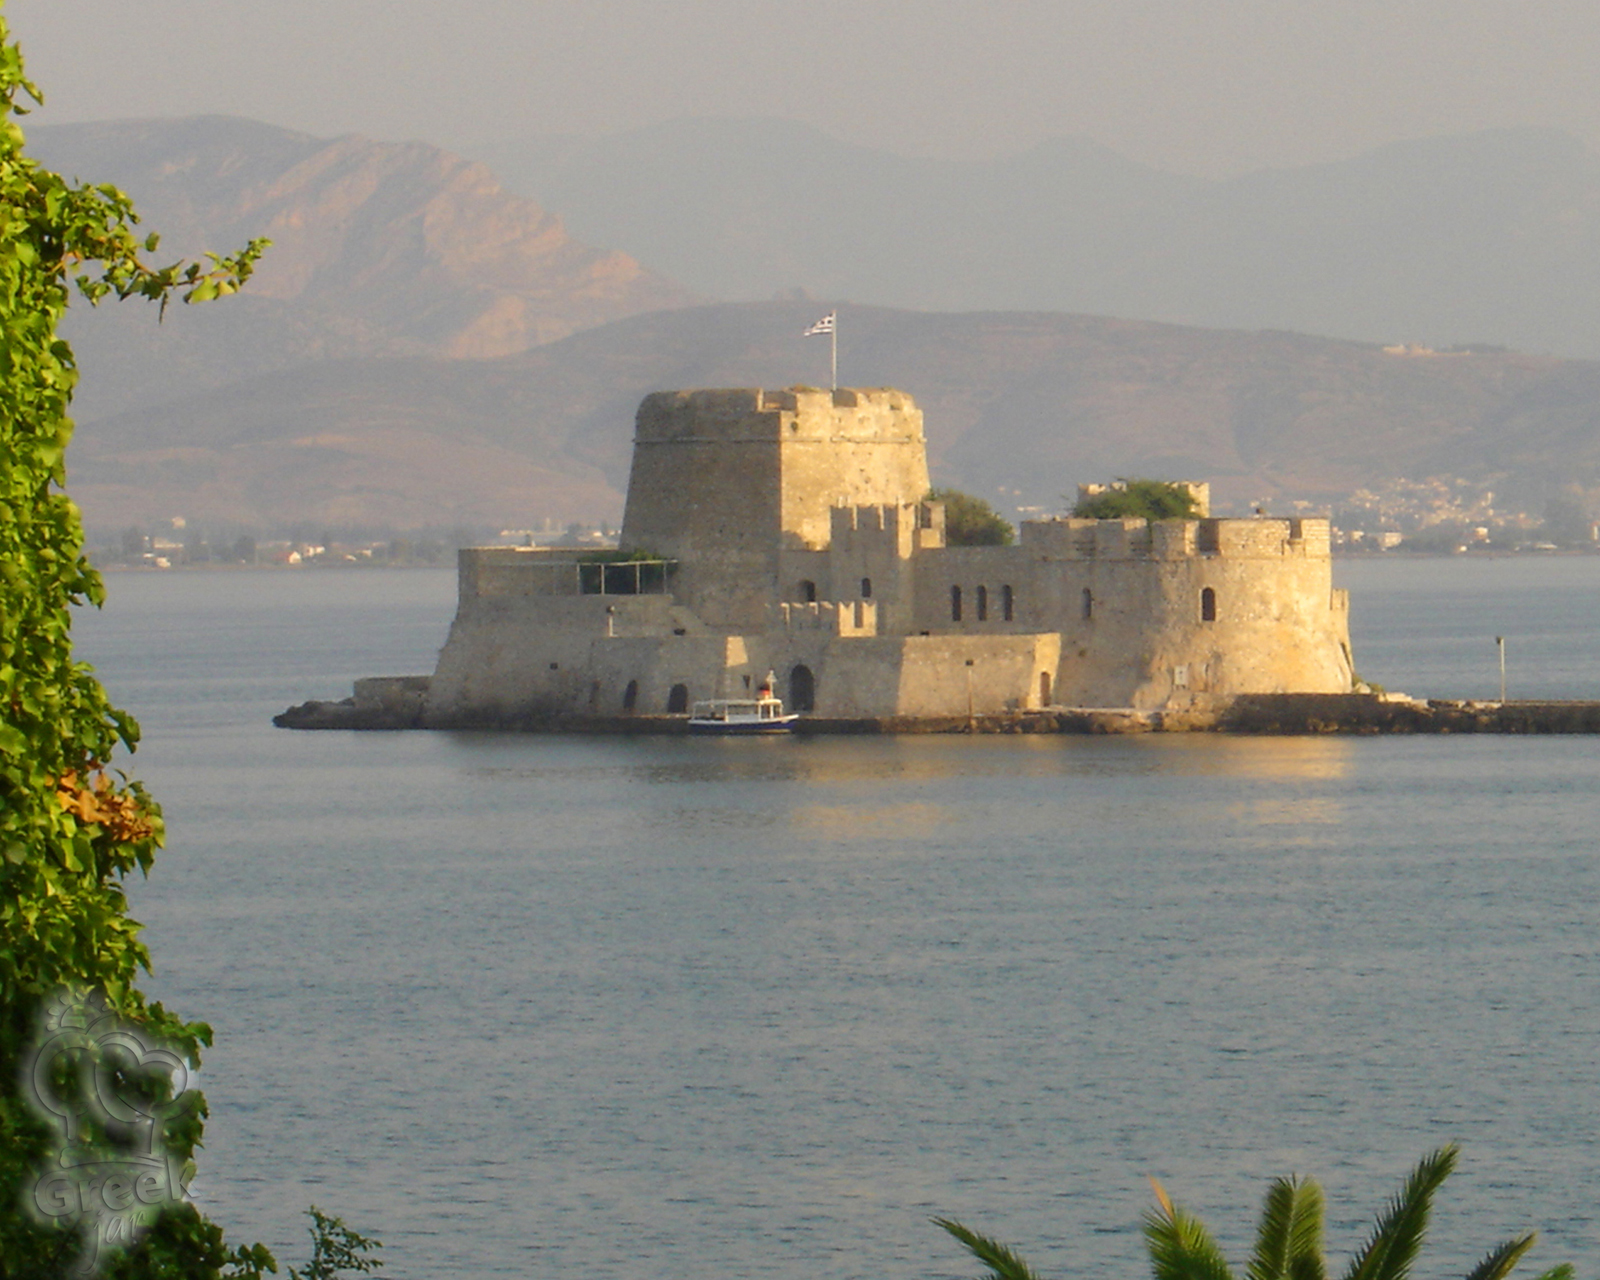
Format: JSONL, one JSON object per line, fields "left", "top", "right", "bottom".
{"left": 909, "top": 518, "right": 1351, "bottom": 708}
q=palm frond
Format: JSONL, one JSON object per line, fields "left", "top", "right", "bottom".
{"left": 1526, "top": 1267, "right": 1574, "bottom": 1280}
{"left": 1341, "top": 1145, "right": 1458, "bottom": 1280}
{"left": 1143, "top": 1194, "right": 1238, "bottom": 1280}
{"left": 1462, "top": 1234, "right": 1538, "bottom": 1280}
{"left": 1290, "top": 1255, "right": 1329, "bottom": 1280}
{"left": 933, "top": 1216, "right": 1048, "bottom": 1280}
{"left": 1250, "top": 1176, "right": 1325, "bottom": 1280}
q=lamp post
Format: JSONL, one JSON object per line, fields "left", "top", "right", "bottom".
{"left": 1495, "top": 635, "right": 1506, "bottom": 703}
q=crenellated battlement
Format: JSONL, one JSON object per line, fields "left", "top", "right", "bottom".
{"left": 632, "top": 386, "right": 923, "bottom": 444}
{"left": 780, "top": 599, "right": 879, "bottom": 636}
{"left": 1020, "top": 517, "right": 1331, "bottom": 562}
{"left": 828, "top": 501, "right": 946, "bottom": 554}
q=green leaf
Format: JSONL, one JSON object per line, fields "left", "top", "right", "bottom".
{"left": 1341, "top": 1145, "right": 1458, "bottom": 1280}
{"left": 1249, "top": 1177, "right": 1325, "bottom": 1280}
{"left": 934, "top": 1217, "right": 1049, "bottom": 1280}
{"left": 1461, "top": 1234, "right": 1538, "bottom": 1280}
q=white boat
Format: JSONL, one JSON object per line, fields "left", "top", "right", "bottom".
{"left": 687, "top": 695, "right": 798, "bottom": 734}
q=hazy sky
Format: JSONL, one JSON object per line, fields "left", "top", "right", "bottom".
{"left": 11, "top": 0, "right": 1600, "bottom": 175}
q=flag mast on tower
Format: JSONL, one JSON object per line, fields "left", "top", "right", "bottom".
{"left": 804, "top": 310, "right": 837, "bottom": 390}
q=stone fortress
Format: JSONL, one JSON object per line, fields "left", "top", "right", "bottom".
{"left": 400, "top": 386, "right": 1356, "bottom": 727}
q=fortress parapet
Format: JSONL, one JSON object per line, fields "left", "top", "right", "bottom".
{"left": 828, "top": 502, "right": 945, "bottom": 554}
{"left": 1020, "top": 516, "right": 1331, "bottom": 561}
{"left": 459, "top": 547, "right": 676, "bottom": 606}
{"left": 631, "top": 386, "right": 924, "bottom": 444}
{"left": 781, "top": 600, "right": 879, "bottom": 637}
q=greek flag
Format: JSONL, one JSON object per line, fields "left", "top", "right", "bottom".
{"left": 804, "top": 312, "right": 835, "bottom": 336}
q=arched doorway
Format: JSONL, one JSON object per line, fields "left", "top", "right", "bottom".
{"left": 622, "top": 679, "right": 639, "bottom": 711}
{"left": 789, "top": 664, "right": 816, "bottom": 712}
{"left": 800, "top": 579, "right": 817, "bottom": 603}
{"left": 667, "top": 683, "right": 690, "bottom": 713}
{"left": 1039, "top": 671, "right": 1053, "bottom": 706}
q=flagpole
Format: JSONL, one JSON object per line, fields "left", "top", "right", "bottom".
{"left": 803, "top": 310, "right": 838, "bottom": 390}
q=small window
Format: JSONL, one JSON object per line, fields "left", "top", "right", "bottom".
{"left": 1201, "top": 587, "right": 1217, "bottom": 622}
{"left": 976, "top": 585, "right": 988, "bottom": 622}
{"left": 1082, "top": 587, "right": 1093, "bottom": 621}
{"left": 667, "top": 683, "right": 689, "bottom": 713}
{"left": 951, "top": 585, "right": 963, "bottom": 622}
{"left": 860, "top": 577, "right": 872, "bottom": 599}
{"left": 622, "top": 679, "right": 638, "bottom": 711}
{"left": 1002, "top": 584, "right": 1014, "bottom": 622}
{"left": 800, "top": 579, "right": 817, "bottom": 603}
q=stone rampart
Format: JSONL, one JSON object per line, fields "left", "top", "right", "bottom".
{"left": 1020, "top": 516, "right": 1330, "bottom": 561}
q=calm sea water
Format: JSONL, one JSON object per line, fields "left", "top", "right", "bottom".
{"left": 70, "top": 557, "right": 1600, "bottom": 1279}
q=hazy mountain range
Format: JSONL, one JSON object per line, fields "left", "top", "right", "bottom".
{"left": 32, "top": 116, "right": 695, "bottom": 420}
{"left": 480, "top": 118, "right": 1600, "bottom": 361}
{"left": 27, "top": 115, "right": 1600, "bottom": 534}
{"left": 68, "top": 300, "right": 1600, "bottom": 534}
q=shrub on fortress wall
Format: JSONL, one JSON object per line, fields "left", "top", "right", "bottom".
{"left": 927, "top": 488, "right": 1015, "bottom": 546}
{"left": 1073, "top": 479, "right": 1201, "bottom": 520}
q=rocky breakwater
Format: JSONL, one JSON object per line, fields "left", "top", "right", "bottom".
{"left": 276, "top": 677, "right": 432, "bottom": 730}
{"left": 275, "top": 686, "right": 1600, "bottom": 735}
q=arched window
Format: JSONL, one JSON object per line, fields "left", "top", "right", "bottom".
{"left": 1082, "top": 587, "right": 1093, "bottom": 621}
{"left": 1201, "top": 587, "right": 1217, "bottom": 622}
{"left": 950, "top": 585, "right": 963, "bottom": 622}
{"left": 860, "top": 577, "right": 872, "bottom": 599}
{"left": 976, "top": 585, "right": 989, "bottom": 621}
{"left": 667, "top": 683, "right": 690, "bottom": 713}
{"left": 1039, "top": 671, "right": 1052, "bottom": 706}
{"left": 800, "top": 579, "right": 817, "bottom": 603}
{"left": 789, "top": 664, "right": 816, "bottom": 712}
{"left": 622, "top": 679, "right": 638, "bottom": 711}
{"left": 1002, "top": 584, "right": 1014, "bottom": 622}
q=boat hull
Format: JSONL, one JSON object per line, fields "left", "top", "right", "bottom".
{"left": 687, "top": 716, "right": 798, "bottom": 735}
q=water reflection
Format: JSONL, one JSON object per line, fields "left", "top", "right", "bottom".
{"left": 444, "top": 730, "right": 1355, "bottom": 788}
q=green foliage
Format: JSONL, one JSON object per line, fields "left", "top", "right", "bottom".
{"left": 286, "top": 1208, "right": 384, "bottom": 1280}
{"left": 927, "top": 488, "right": 1015, "bottom": 546}
{"left": 1072, "top": 479, "right": 1201, "bottom": 520}
{"left": 933, "top": 1218, "right": 1046, "bottom": 1280}
{"left": 0, "top": 6, "right": 270, "bottom": 1273}
{"left": 938, "top": 1147, "right": 1577, "bottom": 1280}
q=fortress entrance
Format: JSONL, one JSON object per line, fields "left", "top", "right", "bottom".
{"left": 789, "top": 664, "right": 816, "bottom": 712}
